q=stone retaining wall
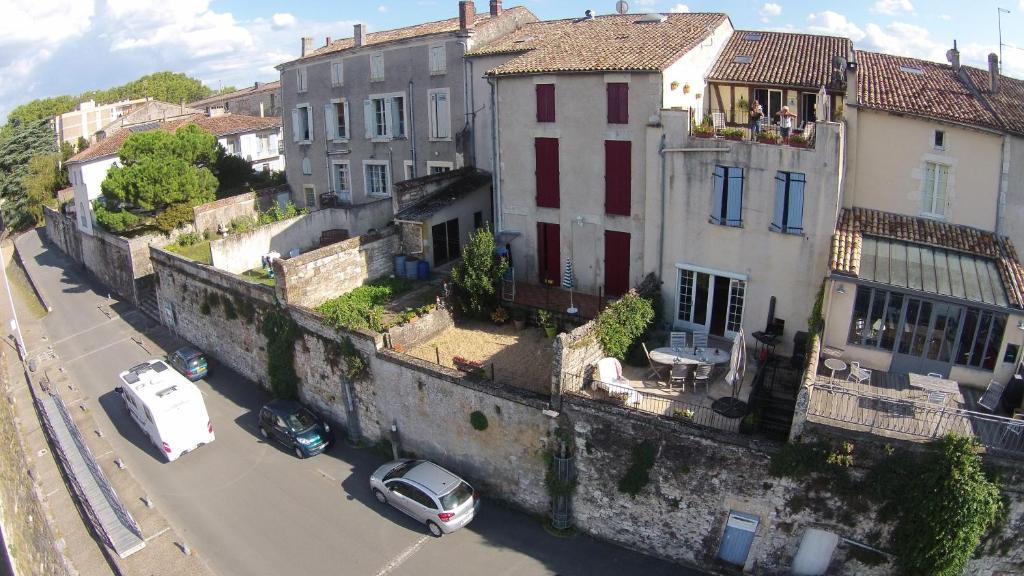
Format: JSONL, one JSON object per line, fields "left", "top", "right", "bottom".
{"left": 193, "top": 193, "right": 256, "bottom": 235}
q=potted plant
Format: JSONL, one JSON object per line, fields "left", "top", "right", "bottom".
{"left": 537, "top": 309, "right": 557, "bottom": 338}
{"left": 788, "top": 133, "right": 809, "bottom": 148}
{"left": 693, "top": 124, "right": 715, "bottom": 138}
{"left": 512, "top": 310, "right": 527, "bottom": 331}
{"left": 757, "top": 132, "right": 781, "bottom": 145}
{"left": 491, "top": 306, "right": 509, "bottom": 325}
{"left": 721, "top": 128, "right": 745, "bottom": 141}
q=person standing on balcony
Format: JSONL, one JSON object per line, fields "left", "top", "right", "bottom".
{"left": 749, "top": 101, "right": 763, "bottom": 141}
{"left": 779, "top": 106, "right": 797, "bottom": 141}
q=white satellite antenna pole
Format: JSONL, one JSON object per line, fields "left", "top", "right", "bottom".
{"left": 616, "top": 1, "right": 629, "bottom": 15}
{"left": 998, "top": 7, "right": 1010, "bottom": 73}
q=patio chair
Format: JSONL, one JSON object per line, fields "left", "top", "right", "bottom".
{"left": 642, "top": 342, "right": 669, "bottom": 383}
{"left": 846, "top": 361, "right": 871, "bottom": 385}
{"left": 693, "top": 363, "right": 715, "bottom": 395}
{"left": 692, "top": 330, "right": 709, "bottom": 349}
{"left": 977, "top": 379, "right": 1006, "bottom": 412}
{"left": 712, "top": 112, "right": 726, "bottom": 134}
{"left": 999, "top": 414, "right": 1024, "bottom": 448}
{"left": 669, "top": 362, "right": 693, "bottom": 392}
{"left": 668, "top": 332, "right": 688, "bottom": 349}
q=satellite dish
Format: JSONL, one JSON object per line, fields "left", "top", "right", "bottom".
{"left": 616, "top": 0, "right": 629, "bottom": 14}
{"left": 831, "top": 55, "right": 848, "bottom": 71}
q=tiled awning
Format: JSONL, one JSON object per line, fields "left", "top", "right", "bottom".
{"left": 858, "top": 236, "right": 1009, "bottom": 307}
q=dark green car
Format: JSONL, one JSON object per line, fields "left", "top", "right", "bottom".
{"left": 258, "top": 400, "right": 334, "bottom": 458}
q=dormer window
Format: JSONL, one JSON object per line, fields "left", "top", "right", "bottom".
{"left": 899, "top": 65, "right": 924, "bottom": 75}
{"left": 734, "top": 55, "right": 753, "bottom": 64}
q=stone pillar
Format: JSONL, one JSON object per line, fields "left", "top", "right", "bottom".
{"left": 788, "top": 334, "right": 821, "bottom": 441}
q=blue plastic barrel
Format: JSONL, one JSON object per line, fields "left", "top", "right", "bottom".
{"left": 404, "top": 258, "right": 419, "bottom": 279}
{"left": 394, "top": 255, "right": 406, "bottom": 277}
{"left": 416, "top": 259, "right": 429, "bottom": 280}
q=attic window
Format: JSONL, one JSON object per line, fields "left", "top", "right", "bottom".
{"left": 637, "top": 13, "right": 667, "bottom": 23}
{"left": 513, "top": 36, "right": 534, "bottom": 43}
{"left": 734, "top": 55, "right": 753, "bottom": 64}
{"left": 899, "top": 65, "right": 924, "bottom": 75}
{"left": 743, "top": 33, "right": 763, "bottom": 41}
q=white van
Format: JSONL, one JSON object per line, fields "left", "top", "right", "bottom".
{"left": 116, "top": 359, "right": 215, "bottom": 462}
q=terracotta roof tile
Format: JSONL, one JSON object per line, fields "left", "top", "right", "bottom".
{"left": 830, "top": 208, "right": 1024, "bottom": 308}
{"left": 963, "top": 67, "right": 1024, "bottom": 137}
{"left": 707, "top": 30, "right": 851, "bottom": 90}
{"left": 855, "top": 50, "right": 1003, "bottom": 133}
{"left": 470, "top": 12, "right": 729, "bottom": 76}
{"left": 67, "top": 114, "right": 281, "bottom": 164}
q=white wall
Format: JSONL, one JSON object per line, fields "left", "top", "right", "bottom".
{"left": 661, "top": 20, "right": 734, "bottom": 111}
{"left": 218, "top": 127, "right": 284, "bottom": 172}
{"left": 71, "top": 156, "right": 118, "bottom": 236}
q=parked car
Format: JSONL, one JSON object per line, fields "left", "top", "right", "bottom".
{"left": 168, "top": 346, "right": 208, "bottom": 381}
{"left": 369, "top": 459, "right": 480, "bottom": 537}
{"left": 258, "top": 400, "right": 334, "bottom": 458}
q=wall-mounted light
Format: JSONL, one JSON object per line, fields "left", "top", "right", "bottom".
{"left": 835, "top": 284, "right": 847, "bottom": 295}
{"left": 1017, "top": 320, "right": 1024, "bottom": 331}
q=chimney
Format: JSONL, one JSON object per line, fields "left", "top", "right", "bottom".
{"left": 988, "top": 53, "right": 1000, "bottom": 93}
{"left": 301, "top": 36, "right": 314, "bottom": 57}
{"left": 946, "top": 40, "right": 960, "bottom": 72}
{"left": 490, "top": 0, "right": 502, "bottom": 16}
{"left": 354, "top": 24, "right": 366, "bottom": 47}
{"left": 460, "top": 1, "right": 475, "bottom": 32}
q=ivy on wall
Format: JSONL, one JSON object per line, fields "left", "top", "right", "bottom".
{"left": 618, "top": 440, "right": 657, "bottom": 497}
{"left": 262, "top": 307, "right": 300, "bottom": 399}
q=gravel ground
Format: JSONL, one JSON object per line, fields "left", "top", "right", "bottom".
{"left": 409, "top": 319, "right": 554, "bottom": 395}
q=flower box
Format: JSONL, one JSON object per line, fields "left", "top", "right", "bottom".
{"left": 693, "top": 130, "right": 715, "bottom": 139}
{"left": 757, "top": 134, "right": 781, "bottom": 145}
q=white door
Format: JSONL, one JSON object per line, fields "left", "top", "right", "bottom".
{"left": 791, "top": 528, "right": 838, "bottom": 575}
{"left": 677, "top": 268, "right": 746, "bottom": 338}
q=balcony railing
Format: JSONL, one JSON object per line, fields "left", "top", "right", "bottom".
{"left": 806, "top": 380, "right": 1024, "bottom": 456}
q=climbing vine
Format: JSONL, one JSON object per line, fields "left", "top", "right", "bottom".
{"left": 617, "top": 440, "right": 657, "bottom": 497}
{"left": 262, "top": 307, "right": 301, "bottom": 399}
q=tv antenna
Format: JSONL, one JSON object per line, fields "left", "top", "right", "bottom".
{"left": 998, "top": 7, "right": 1010, "bottom": 73}
{"left": 616, "top": 1, "right": 628, "bottom": 14}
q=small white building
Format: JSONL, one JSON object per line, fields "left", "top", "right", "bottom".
{"left": 66, "top": 114, "right": 283, "bottom": 235}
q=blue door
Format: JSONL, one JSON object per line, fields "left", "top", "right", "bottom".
{"left": 718, "top": 511, "right": 759, "bottom": 566}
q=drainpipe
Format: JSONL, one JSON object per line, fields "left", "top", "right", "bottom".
{"left": 408, "top": 80, "right": 417, "bottom": 178}
{"left": 458, "top": 42, "right": 475, "bottom": 167}
{"left": 997, "top": 134, "right": 1010, "bottom": 235}
{"left": 657, "top": 135, "right": 667, "bottom": 277}
{"left": 487, "top": 76, "right": 501, "bottom": 231}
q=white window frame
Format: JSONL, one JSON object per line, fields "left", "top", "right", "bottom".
{"left": 292, "top": 103, "right": 313, "bottom": 144}
{"left": 363, "top": 160, "right": 392, "bottom": 198}
{"left": 922, "top": 160, "right": 950, "bottom": 219}
{"left": 429, "top": 43, "right": 447, "bottom": 75}
{"left": 369, "top": 52, "right": 385, "bottom": 82}
{"left": 258, "top": 133, "right": 270, "bottom": 156}
{"left": 403, "top": 160, "right": 415, "bottom": 180}
{"left": 427, "top": 88, "right": 451, "bottom": 141}
{"left": 674, "top": 263, "right": 748, "bottom": 338}
{"left": 364, "top": 92, "right": 406, "bottom": 141}
{"left": 296, "top": 67, "right": 308, "bottom": 93}
{"left": 331, "top": 160, "right": 351, "bottom": 203}
{"left": 427, "top": 161, "right": 454, "bottom": 175}
{"left": 303, "top": 184, "right": 317, "bottom": 210}
{"left": 330, "top": 60, "right": 344, "bottom": 87}
{"left": 325, "top": 98, "right": 350, "bottom": 142}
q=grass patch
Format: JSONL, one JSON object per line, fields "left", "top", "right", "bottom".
{"left": 241, "top": 267, "right": 275, "bottom": 286}
{"left": 6, "top": 261, "right": 47, "bottom": 318}
{"left": 166, "top": 240, "right": 212, "bottom": 264}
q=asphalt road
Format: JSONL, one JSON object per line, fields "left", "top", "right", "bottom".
{"left": 14, "top": 229, "right": 696, "bottom": 576}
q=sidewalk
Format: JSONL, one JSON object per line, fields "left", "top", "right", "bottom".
{"left": 2, "top": 236, "right": 214, "bottom": 576}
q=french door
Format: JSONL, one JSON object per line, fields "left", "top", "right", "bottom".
{"left": 889, "top": 297, "right": 961, "bottom": 377}
{"left": 677, "top": 267, "right": 746, "bottom": 338}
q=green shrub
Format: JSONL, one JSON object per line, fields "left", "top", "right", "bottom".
{"left": 469, "top": 411, "right": 489, "bottom": 431}
{"left": 228, "top": 214, "right": 257, "bottom": 234}
{"left": 597, "top": 290, "right": 654, "bottom": 359}
{"left": 618, "top": 440, "right": 657, "bottom": 497}
{"left": 175, "top": 231, "right": 202, "bottom": 246}
{"left": 153, "top": 202, "right": 195, "bottom": 233}
{"left": 338, "top": 337, "right": 369, "bottom": 381}
{"left": 450, "top": 227, "right": 508, "bottom": 318}
{"left": 94, "top": 203, "right": 141, "bottom": 234}
{"left": 316, "top": 278, "right": 414, "bottom": 332}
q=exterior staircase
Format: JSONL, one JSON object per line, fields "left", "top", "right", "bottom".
{"left": 749, "top": 357, "right": 800, "bottom": 440}
{"left": 137, "top": 285, "right": 159, "bottom": 321}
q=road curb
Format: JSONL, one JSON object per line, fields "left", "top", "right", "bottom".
{"left": 11, "top": 237, "right": 53, "bottom": 313}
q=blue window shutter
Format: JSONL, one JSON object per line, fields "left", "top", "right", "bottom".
{"left": 788, "top": 175, "right": 805, "bottom": 233}
{"left": 772, "top": 172, "right": 786, "bottom": 231}
{"left": 711, "top": 166, "right": 724, "bottom": 224}
{"left": 726, "top": 168, "right": 743, "bottom": 226}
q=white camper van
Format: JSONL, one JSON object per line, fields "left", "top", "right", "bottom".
{"left": 116, "top": 359, "right": 215, "bottom": 462}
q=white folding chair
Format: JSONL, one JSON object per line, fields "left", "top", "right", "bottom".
{"left": 693, "top": 363, "right": 714, "bottom": 395}
{"left": 977, "top": 379, "right": 1005, "bottom": 412}
{"left": 846, "top": 361, "right": 871, "bottom": 384}
{"left": 668, "top": 332, "right": 688, "bottom": 349}
{"left": 711, "top": 112, "right": 726, "bottom": 134}
{"left": 692, "top": 331, "right": 709, "bottom": 349}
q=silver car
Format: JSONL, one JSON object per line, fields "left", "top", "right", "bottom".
{"left": 369, "top": 459, "right": 480, "bottom": 537}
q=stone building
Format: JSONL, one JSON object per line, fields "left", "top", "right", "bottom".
{"left": 188, "top": 81, "right": 282, "bottom": 118}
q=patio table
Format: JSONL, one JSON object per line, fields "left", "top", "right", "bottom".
{"left": 650, "top": 347, "right": 730, "bottom": 366}
{"left": 823, "top": 358, "right": 847, "bottom": 382}
{"left": 908, "top": 373, "right": 960, "bottom": 394}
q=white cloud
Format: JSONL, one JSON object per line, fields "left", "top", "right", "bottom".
{"left": 871, "top": 0, "right": 914, "bottom": 16}
{"left": 862, "top": 21, "right": 945, "bottom": 62}
{"left": 271, "top": 13, "right": 296, "bottom": 30}
{"left": 806, "top": 11, "right": 865, "bottom": 41}
{"left": 669, "top": 4, "right": 690, "bottom": 13}
{"left": 105, "top": 1, "right": 253, "bottom": 59}
{"left": 378, "top": 5, "right": 389, "bottom": 12}
{"left": 759, "top": 3, "right": 782, "bottom": 22}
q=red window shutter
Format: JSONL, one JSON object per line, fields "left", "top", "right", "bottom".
{"left": 607, "top": 83, "right": 628, "bottom": 124}
{"left": 534, "top": 138, "right": 560, "bottom": 208}
{"left": 604, "top": 230, "right": 630, "bottom": 297}
{"left": 537, "top": 222, "right": 560, "bottom": 284}
{"left": 604, "top": 140, "right": 631, "bottom": 216}
{"left": 536, "top": 84, "right": 555, "bottom": 122}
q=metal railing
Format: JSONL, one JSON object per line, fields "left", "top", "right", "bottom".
{"left": 562, "top": 372, "right": 740, "bottom": 434}
{"left": 806, "top": 381, "right": 1024, "bottom": 455}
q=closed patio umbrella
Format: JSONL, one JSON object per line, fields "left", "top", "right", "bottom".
{"left": 726, "top": 329, "right": 747, "bottom": 398}
{"left": 818, "top": 85, "right": 830, "bottom": 122}
{"left": 562, "top": 258, "right": 578, "bottom": 314}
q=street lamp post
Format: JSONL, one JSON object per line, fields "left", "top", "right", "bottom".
{"left": 0, "top": 203, "right": 27, "bottom": 361}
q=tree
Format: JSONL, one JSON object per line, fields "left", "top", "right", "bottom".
{"left": 450, "top": 228, "right": 508, "bottom": 318}
{"left": 76, "top": 136, "right": 89, "bottom": 154}
{"left": 20, "top": 154, "right": 65, "bottom": 226}
{"left": 596, "top": 290, "right": 654, "bottom": 359}
{"left": 0, "top": 119, "right": 58, "bottom": 230}
{"left": 6, "top": 95, "right": 77, "bottom": 126}
{"left": 892, "top": 435, "right": 1002, "bottom": 576}
{"left": 214, "top": 150, "right": 256, "bottom": 194}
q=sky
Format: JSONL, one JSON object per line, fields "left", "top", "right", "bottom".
{"left": 0, "top": 0, "right": 1021, "bottom": 123}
